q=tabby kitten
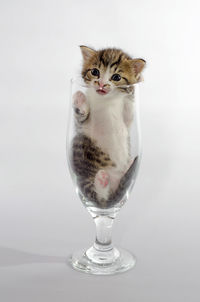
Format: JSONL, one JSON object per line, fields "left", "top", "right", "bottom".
{"left": 71, "top": 46, "right": 145, "bottom": 208}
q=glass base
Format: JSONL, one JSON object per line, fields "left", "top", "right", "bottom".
{"left": 69, "top": 247, "right": 136, "bottom": 275}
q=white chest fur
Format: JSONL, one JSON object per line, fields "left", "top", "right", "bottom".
{"left": 82, "top": 90, "right": 130, "bottom": 173}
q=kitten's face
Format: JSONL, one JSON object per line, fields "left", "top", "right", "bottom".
{"left": 80, "top": 46, "right": 146, "bottom": 96}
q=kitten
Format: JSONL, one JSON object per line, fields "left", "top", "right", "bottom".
{"left": 71, "top": 46, "right": 145, "bottom": 208}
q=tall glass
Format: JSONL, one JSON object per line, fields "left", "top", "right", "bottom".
{"left": 66, "top": 78, "right": 142, "bottom": 275}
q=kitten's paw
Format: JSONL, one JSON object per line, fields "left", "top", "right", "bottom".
{"left": 73, "top": 90, "right": 85, "bottom": 107}
{"left": 94, "top": 170, "right": 110, "bottom": 201}
{"left": 95, "top": 170, "right": 109, "bottom": 188}
{"left": 73, "top": 91, "right": 88, "bottom": 116}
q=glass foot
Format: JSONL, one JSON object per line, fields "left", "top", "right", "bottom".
{"left": 69, "top": 247, "right": 136, "bottom": 275}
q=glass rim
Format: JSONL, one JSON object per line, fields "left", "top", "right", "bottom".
{"left": 70, "top": 77, "right": 141, "bottom": 89}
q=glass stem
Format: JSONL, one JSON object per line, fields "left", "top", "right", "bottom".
{"left": 93, "top": 215, "right": 114, "bottom": 252}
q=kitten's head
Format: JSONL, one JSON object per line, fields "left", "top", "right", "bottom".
{"left": 80, "top": 46, "right": 146, "bottom": 96}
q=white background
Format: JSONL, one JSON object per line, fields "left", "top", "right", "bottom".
{"left": 0, "top": 0, "right": 200, "bottom": 301}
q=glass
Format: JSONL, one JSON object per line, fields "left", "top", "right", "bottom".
{"left": 66, "top": 78, "right": 142, "bottom": 275}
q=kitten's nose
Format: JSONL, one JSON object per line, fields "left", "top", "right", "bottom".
{"left": 98, "top": 80, "right": 105, "bottom": 89}
{"left": 94, "top": 80, "right": 104, "bottom": 88}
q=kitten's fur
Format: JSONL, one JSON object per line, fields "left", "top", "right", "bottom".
{"left": 71, "top": 46, "right": 145, "bottom": 208}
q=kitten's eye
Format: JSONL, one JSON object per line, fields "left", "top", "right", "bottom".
{"left": 91, "top": 68, "right": 100, "bottom": 77}
{"left": 111, "top": 74, "right": 121, "bottom": 81}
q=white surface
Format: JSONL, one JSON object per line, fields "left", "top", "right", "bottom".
{"left": 0, "top": 0, "right": 200, "bottom": 301}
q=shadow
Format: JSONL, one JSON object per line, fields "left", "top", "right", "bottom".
{"left": 0, "top": 246, "right": 67, "bottom": 268}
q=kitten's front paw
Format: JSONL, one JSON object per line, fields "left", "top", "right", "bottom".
{"left": 73, "top": 91, "right": 89, "bottom": 116}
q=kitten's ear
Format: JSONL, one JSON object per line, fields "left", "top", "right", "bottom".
{"left": 131, "top": 58, "right": 146, "bottom": 80}
{"left": 80, "top": 45, "right": 96, "bottom": 61}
